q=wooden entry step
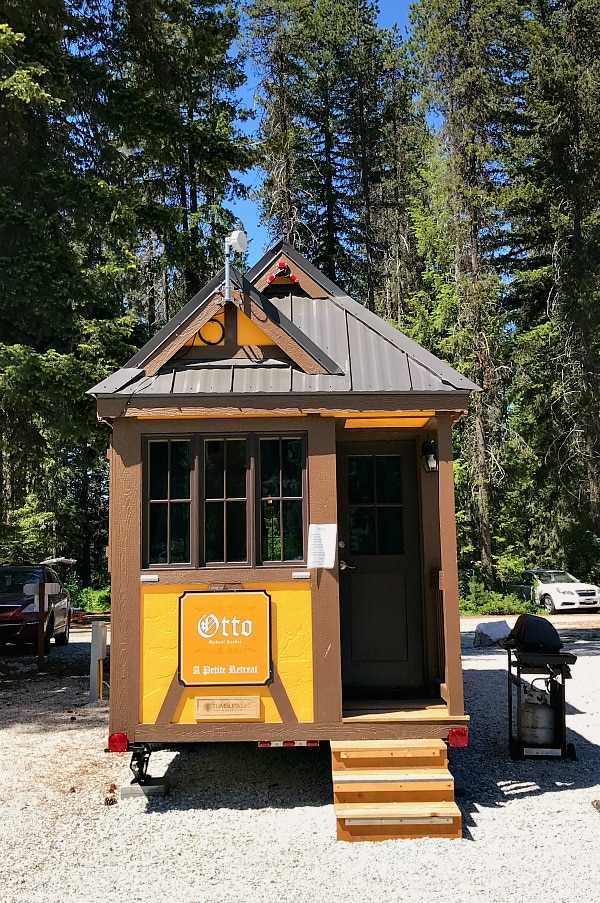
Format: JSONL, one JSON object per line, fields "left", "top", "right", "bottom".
{"left": 331, "top": 738, "right": 449, "bottom": 769}
{"left": 331, "top": 740, "right": 462, "bottom": 841}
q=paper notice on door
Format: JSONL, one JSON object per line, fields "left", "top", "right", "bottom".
{"left": 306, "top": 524, "right": 337, "bottom": 569}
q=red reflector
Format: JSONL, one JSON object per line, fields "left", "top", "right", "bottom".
{"left": 107, "top": 732, "right": 128, "bottom": 752}
{"left": 306, "top": 740, "right": 319, "bottom": 747}
{"left": 268, "top": 274, "right": 275, "bottom": 282}
{"left": 290, "top": 274, "right": 298, "bottom": 282}
{"left": 278, "top": 260, "right": 286, "bottom": 268}
{"left": 258, "top": 741, "right": 271, "bottom": 748}
{"left": 282, "top": 740, "right": 295, "bottom": 747}
{"left": 448, "top": 726, "right": 468, "bottom": 748}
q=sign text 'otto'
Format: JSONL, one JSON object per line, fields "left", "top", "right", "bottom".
{"left": 179, "top": 591, "right": 271, "bottom": 686}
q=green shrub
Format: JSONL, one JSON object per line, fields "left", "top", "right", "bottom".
{"left": 64, "top": 572, "right": 84, "bottom": 608}
{"left": 494, "top": 553, "right": 527, "bottom": 586}
{"left": 459, "top": 577, "right": 538, "bottom": 615}
{"left": 80, "top": 585, "right": 111, "bottom": 611}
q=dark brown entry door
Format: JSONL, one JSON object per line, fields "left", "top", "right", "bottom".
{"left": 337, "top": 440, "right": 424, "bottom": 695}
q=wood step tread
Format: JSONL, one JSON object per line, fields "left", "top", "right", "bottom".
{"left": 330, "top": 739, "right": 447, "bottom": 751}
{"left": 334, "top": 801, "right": 461, "bottom": 819}
{"left": 332, "top": 768, "right": 453, "bottom": 783}
{"left": 332, "top": 750, "right": 447, "bottom": 763}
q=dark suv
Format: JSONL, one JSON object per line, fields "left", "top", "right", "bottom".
{"left": 0, "top": 565, "right": 71, "bottom": 650}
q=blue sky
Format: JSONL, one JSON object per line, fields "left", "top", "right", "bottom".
{"left": 233, "top": 0, "right": 413, "bottom": 265}
{"left": 378, "top": 0, "right": 412, "bottom": 31}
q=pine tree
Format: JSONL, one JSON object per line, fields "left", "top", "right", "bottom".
{"left": 376, "top": 33, "right": 429, "bottom": 322}
{"left": 410, "top": 0, "right": 525, "bottom": 587}
{"left": 0, "top": 1, "right": 138, "bottom": 575}
{"left": 505, "top": 0, "right": 600, "bottom": 572}
{"left": 109, "top": 0, "right": 252, "bottom": 312}
{"left": 247, "top": 0, "right": 410, "bottom": 303}
{"left": 244, "top": 0, "right": 307, "bottom": 246}
{"left": 0, "top": 0, "right": 252, "bottom": 579}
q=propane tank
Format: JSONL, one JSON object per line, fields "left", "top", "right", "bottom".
{"left": 520, "top": 681, "right": 554, "bottom": 745}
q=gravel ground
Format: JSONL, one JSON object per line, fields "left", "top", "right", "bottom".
{"left": 1, "top": 623, "right": 600, "bottom": 903}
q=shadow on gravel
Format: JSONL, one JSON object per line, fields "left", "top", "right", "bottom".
{"left": 139, "top": 631, "right": 600, "bottom": 820}
{"left": 0, "top": 640, "right": 110, "bottom": 733}
{"left": 456, "top": 632, "right": 600, "bottom": 840}
{"left": 144, "top": 741, "right": 333, "bottom": 812}
{"left": 0, "top": 639, "right": 95, "bottom": 675}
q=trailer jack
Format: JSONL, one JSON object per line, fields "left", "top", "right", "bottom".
{"left": 129, "top": 745, "right": 152, "bottom": 785}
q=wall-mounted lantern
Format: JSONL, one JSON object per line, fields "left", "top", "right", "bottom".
{"left": 421, "top": 439, "right": 439, "bottom": 473}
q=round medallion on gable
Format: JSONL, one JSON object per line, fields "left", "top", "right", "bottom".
{"left": 197, "top": 318, "right": 225, "bottom": 345}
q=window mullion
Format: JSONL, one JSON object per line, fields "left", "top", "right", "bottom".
{"left": 166, "top": 442, "right": 172, "bottom": 561}
{"left": 249, "top": 434, "right": 257, "bottom": 567}
{"left": 192, "top": 435, "right": 200, "bottom": 566}
{"left": 222, "top": 442, "right": 228, "bottom": 562}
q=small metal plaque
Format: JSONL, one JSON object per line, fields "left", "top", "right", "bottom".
{"left": 195, "top": 696, "right": 261, "bottom": 721}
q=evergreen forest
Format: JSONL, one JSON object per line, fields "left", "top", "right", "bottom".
{"left": 1, "top": 0, "right": 600, "bottom": 602}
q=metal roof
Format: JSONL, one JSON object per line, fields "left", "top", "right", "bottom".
{"left": 88, "top": 243, "right": 480, "bottom": 401}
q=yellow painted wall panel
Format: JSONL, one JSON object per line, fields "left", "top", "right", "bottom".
{"left": 236, "top": 309, "right": 276, "bottom": 346}
{"left": 140, "top": 584, "right": 186, "bottom": 724}
{"left": 140, "top": 582, "right": 313, "bottom": 724}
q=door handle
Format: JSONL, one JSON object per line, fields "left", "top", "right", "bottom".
{"left": 339, "top": 560, "right": 355, "bottom": 571}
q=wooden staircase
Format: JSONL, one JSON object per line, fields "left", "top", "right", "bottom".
{"left": 331, "top": 739, "right": 462, "bottom": 842}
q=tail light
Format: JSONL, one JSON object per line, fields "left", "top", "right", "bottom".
{"left": 107, "top": 732, "right": 128, "bottom": 752}
{"left": 448, "top": 726, "right": 469, "bottom": 748}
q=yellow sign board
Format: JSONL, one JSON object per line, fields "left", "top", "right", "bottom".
{"left": 179, "top": 591, "right": 271, "bottom": 687}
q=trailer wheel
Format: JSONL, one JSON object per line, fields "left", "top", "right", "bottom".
{"left": 55, "top": 616, "right": 70, "bottom": 646}
{"left": 543, "top": 595, "right": 556, "bottom": 614}
{"left": 43, "top": 617, "right": 53, "bottom": 653}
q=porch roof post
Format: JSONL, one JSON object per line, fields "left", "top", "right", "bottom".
{"left": 436, "top": 412, "right": 465, "bottom": 716}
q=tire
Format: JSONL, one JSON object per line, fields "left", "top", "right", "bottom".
{"left": 43, "top": 617, "right": 53, "bottom": 653}
{"left": 543, "top": 595, "right": 556, "bottom": 614}
{"left": 509, "top": 738, "right": 523, "bottom": 760}
{"left": 54, "top": 615, "right": 70, "bottom": 646}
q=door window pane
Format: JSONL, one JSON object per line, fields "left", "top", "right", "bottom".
{"left": 349, "top": 507, "right": 376, "bottom": 555}
{"left": 347, "top": 453, "right": 404, "bottom": 556}
{"left": 348, "top": 456, "right": 375, "bottom": 503}
{"left": 378, "top": 507, "right": 404, "bottom": 554}
{"left": 376, "top": 456, "right": 402, "bottom": 504}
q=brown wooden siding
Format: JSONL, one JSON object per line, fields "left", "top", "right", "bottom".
{"left": 308, "top": 416, "right": 341, "bottom": 723}
{"left": 436, "top": 413, "right": 464, "bottom": 716}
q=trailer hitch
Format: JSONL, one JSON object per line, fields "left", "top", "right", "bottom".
{"left": 129, "top": 744, "right": 152, "bottom": 785}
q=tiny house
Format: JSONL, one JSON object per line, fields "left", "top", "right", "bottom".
{"left": 89, "top": 241, "right": 478, "bottom": 841}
